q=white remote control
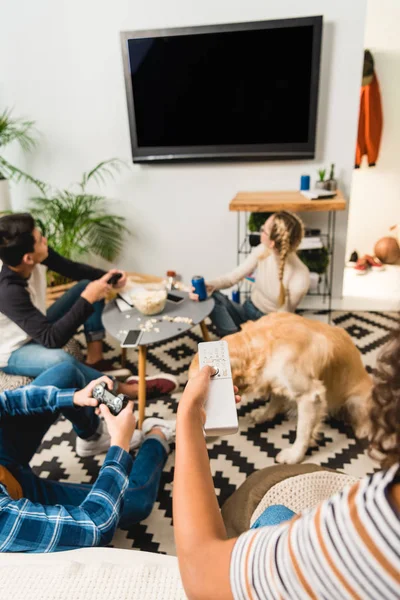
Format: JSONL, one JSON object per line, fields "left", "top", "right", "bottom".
{"left": 198, "top": 340, "right": 239, "bottom": 436}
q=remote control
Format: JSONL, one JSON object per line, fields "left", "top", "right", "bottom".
{"left": 92, "top": 381, "right": 129, "bottom": 416}
{"left": 198, "top": 340, "right": 239, "bottom": 436}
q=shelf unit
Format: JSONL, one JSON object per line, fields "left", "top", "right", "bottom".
{"left": 229, "top": 190, "right": 346, "bottom": 313}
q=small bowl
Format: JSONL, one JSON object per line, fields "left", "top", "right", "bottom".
{"left": 131, "top": 284, "right": 167, "bottom": 316}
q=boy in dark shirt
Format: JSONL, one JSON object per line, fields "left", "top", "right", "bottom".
{"left": 0, "top": 213, "right": 177, "bottom": 455}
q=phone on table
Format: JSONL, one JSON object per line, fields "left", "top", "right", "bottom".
{"left": 107, "top": 273, "right": 122, "bottom": 286}
{"left": 167, "top": 292, "right": 184, "bottom": 304}
{"left": 122, "top": 330, "right": 143, "bottom": 347}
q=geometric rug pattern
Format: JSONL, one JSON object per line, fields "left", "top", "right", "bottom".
{"left": 31, "top": 310, "right": 398, "bottom": 555}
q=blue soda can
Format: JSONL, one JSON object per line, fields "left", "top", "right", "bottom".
{"left": 232, "top": 289, "right": 240, "bottom": 303}
{"left": 191, "top": 275, "right": 207, "bottom": 301}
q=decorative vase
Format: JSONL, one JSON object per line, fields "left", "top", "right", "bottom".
{"left": 324, "top": 179, "right": 338, "bottom": 191}
{"left": 0, "top": 179, "right": 11, "bottom": 213}
{"left": 315, "top": 180, "right": 326, "bottom": 190}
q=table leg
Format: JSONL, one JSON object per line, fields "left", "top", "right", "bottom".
{"left": 200, "top": 320, "right": 211, "bottom": 342}
{"left": 138, "top": 345, "right": 147, "bottom": 429}
{"left": 121, "top": 347, "right": 127, "bottom": 368}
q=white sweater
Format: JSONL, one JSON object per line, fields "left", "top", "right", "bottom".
{"left": 208, "top": 244, "right": 310, "bottom": 313}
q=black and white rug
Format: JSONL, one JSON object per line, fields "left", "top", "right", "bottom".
{"left": 31, "top": 310, "right": 397, "bottom": 555}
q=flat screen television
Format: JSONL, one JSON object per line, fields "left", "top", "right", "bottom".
{"left": 121, "top": 16, "right": 323, "bottom": 163}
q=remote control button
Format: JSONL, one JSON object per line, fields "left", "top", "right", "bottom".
{"left": 211, "top": 368, "right": 219, "bottom": 377}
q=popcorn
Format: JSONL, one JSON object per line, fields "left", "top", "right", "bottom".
{"left": 135, "top": 314, "right": 194, "bottom": 333}
{"left": 131, "top": 288, "right": 167, "bottom": 315}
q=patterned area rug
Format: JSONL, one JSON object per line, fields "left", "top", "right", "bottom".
{"left": 31, "top": 310, "right": 397, "bottom": 555}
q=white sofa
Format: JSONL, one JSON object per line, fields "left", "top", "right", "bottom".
{"left": 0, "top": 547, "right": 187, "bottom": 600}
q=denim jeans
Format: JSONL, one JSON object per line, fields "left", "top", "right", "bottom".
{"left": 0, "top": 363, "right": 100, "bottom": 469}
{"left": 210, "top": 291, "right": 265, "bottom": 337}
{"left": 16, "top": 437, "right": 167, "bottom": 529}
{"left": 3, "top": 280, "right": 105, "bottom": 380}
{"left": 251, "top": 505, "right": 296, "bottom": 529}
{"left": 4, "top": 361, "right": 168, "bottom": 528}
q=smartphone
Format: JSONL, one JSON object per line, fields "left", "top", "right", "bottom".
{"left": 167, "top": 292, "right": 184, "bottom": 304}
{"left": 121, "top": 330, "right": 143, "bottom": 347}
{"left": 108, "top": 273, "right": 122, "bottom": 285}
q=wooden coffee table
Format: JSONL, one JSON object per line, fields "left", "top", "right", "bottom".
{"left": 102, "top": 286, "right": 214, "bottom": 427}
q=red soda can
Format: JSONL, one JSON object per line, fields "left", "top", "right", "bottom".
{"left": 191, "top": 276, "right": 207, "bottom": 301}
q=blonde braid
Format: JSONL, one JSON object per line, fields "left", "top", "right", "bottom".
{"left": 270, "top": 211, "right": 305, "bottom": 308}
{"left": 276, "top": 225, "right": 290, "bottom": 306}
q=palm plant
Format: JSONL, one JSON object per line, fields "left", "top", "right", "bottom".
{"left": 30, "top": 159, "right": 128, "bottom": 285}
{"left": 0, "top": 108, "right": 46, "bottom": 193}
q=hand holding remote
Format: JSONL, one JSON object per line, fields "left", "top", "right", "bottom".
{"left": 198, "top": 341, "right": 239, "bottom": 436}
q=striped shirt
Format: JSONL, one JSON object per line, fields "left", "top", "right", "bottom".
{"left": 230, "top": 465, "right": 400, "bottom": 599}
{"left": 0, "top": 385, "right": 133, "bottom": 553}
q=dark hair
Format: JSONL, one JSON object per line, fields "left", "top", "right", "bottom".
{"left": 0, "top": 213, "right": 36, "bottom": 267}
{"left": 369, "top": 322, "right": 400, "bottom": 468}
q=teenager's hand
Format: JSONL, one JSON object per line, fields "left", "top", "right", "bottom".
{"left": 100, "top": 401, "right": 136, "bottom": 452}
{"left": 178, "top": 366, "right": 241, "bottom": 423}
{"left": 188, "top": 284, "right": 214, "bottom": 302}
{"left": 73, "top": 376, "right": 114, "bottom": 408}
{"left": 80, "top": 272, "right": 115, "bottom": 304}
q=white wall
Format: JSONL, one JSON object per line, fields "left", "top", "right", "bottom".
{"left": 2, "top": 0, "right": 366, "bottom": 298}
{"left": 346, "top": 0, "right": 400, "bottom": 261}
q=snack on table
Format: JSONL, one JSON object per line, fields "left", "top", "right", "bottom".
{"left": 131, "top": 284, "right": 167, "bottom": 315}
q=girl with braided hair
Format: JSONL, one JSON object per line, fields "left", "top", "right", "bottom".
{"left": 190, "top": 211, "right": 310, "bottom": 337}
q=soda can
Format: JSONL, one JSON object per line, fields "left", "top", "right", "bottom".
{"left": 232, "top": 289, "right": 240, "bottom": 303}
{"left": 191, "top": 275, "right": 207, "bottom": 301}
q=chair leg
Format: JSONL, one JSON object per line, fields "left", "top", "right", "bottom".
{"left": 138, "top": 345, "right": 147, "bottom": 429}
{"left": 200, "top": 320, "right": 211, "bottom": 341}
{"left": 121, "top": 347, "right": 127, "bottom": 368}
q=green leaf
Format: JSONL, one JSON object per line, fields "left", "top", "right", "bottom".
{"left": 29, "top": 165, "right": 129, "bottom": 264}
{"left": 79, "top": 159, "right": 126, "bottom": 191}
{"left": 0, "top": 108, "right": 39, "bottom": 152}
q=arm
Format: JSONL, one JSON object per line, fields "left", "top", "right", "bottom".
{"left": 208, "top": 246, "right": 265, "bottom": 291}
{"left": 173, "top": 367, "right": 238, "bottom": 600}
{"left": 0, "top": 445, "right": 132, "bottom": 553}
{"left": 0, "top": 284, "right": 94, "bottom": 348}
{"left": 43, "top": 247, "right": 106, "bottom": 281}
{"left": 0, "top": 375, "right": 110, "bottom": 419}
{"left": 282, "top": 268, "right": 310, "bottom": 313}
{"left": 0, "top": 386, "right": 75, "bottom": 418}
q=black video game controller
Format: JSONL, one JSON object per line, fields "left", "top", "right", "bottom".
{"left": 92, "top": 381, "right": 129, "bottom": 416}
{"left": 107, "top": 273, "right": 122, "bottom": 286}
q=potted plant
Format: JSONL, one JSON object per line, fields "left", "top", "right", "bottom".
{"left": 315, "top": 168, "right": 326, "bottom": 190}
{"left": 0, "top": 108, "right": 46, "bottom": 211}
{"left": 248, "top": 212, "right": 273, "bottom": 247}
{"left": 298, "top": 246, "right": 329, "bottom": 274}
{"left": 30, "top": 159, "right": 128, "bottom": 286}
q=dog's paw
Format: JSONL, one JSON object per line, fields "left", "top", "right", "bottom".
{"left": 249, "top": 407, "right": 269, "bottom": 424}
{"left": 275, "top": 448, "right": 305, "bottom": 465}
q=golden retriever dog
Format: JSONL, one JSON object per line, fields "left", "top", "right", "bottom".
{"left": 189, "top": 312, "right": 372, "bottom": 464}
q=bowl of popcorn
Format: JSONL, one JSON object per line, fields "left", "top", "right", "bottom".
{"left": 131, "top": 284, "right": 167, "bottom": 316}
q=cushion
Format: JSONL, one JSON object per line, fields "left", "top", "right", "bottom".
{"left": 0, "top": 547, "right": 185, "bottom": 600}
{"left": 221, "top": 463, "right": 352, "bottom": 538}
{"left": 250, "top": 469, "right": 359, "bottom": 527}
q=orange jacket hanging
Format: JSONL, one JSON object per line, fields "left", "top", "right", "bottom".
{"left": 355, "top": 73, "right": 383, "bottom": 167}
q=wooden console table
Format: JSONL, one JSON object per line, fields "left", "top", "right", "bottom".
{"left": 229, "top": 190, "right": 346, "bottom": 314}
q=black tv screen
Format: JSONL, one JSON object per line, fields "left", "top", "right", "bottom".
{"left": 121, "top": 17, "right": 322, "bottom": 163}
